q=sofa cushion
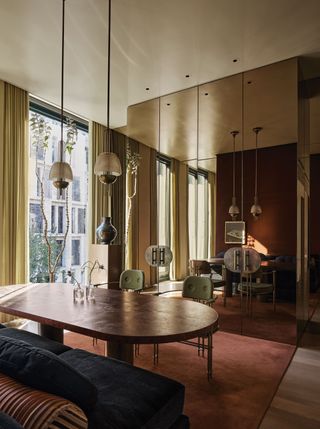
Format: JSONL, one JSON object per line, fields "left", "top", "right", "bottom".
{"left": 0, "top": 412, "right": 23, "bottom": 429}
{"left": 0, "top": 373, "right": 88, "bottom": 429}
{"left": 0, "top": 336, "right": 97, "bottom": 413}
{"left": 60, "top": 348, "right": 185, "bottom": 429}
{"left": 0, "top": 328, "right": 71, "bottom": 354}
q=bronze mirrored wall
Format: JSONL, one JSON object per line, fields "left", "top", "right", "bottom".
{"left": 124, "top": 57, "right": 320, "bottom": 345}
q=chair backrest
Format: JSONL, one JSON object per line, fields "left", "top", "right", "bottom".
{"left": 119, "top": 270, "right": 144, "bottom": 291}
{"left": 182, "top": 276, "right": 213, "bottom": 301}
{"left": 189, "top": 260, "right": 211, "bottom": 276}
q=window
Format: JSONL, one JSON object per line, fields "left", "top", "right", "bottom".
{"left": 72, "top": 177, "right": 80, "bottom": 202}
{"left": 58, "top": 206, "right": 64, "bottom": 233}
{"left": 78, "top": 208, "right": 86, "bottom": 234}
{"left": 30, "top": 203, "right": 42, "bottom": 233}
{"left": 157, "top": 156, "right": 171, "bottom": 280}
{"left": 51, "top": 205, "right": 56, "bottom": 232}
{"left": 188, "top": 169, "right": 209, "bottom": 260}
{"left": 28, "top": 100, "right": 89, "bottom": 282}
{"left": 72, "top": 240, "right": 80, "bottom": 266}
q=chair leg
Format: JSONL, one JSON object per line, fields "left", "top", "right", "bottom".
{"left": 153, "top": 343, "right": 159, "bottom": 365}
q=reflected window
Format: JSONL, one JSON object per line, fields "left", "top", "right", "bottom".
{"left": 188, "top": 169, "right": 209, "bottom": 259}
{"left": 157, "top": 156, "right": 171, "bottom": 280}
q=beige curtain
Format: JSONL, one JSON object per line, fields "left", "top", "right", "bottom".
{"left": 0, "top": 81, "right": 28, "bottom": 287}
{"left": 208, "top": 171, "right": 216, "bottom": 257}
{"left": 128, "top": 141, "right": 157, "bottom": 287}
{"left": 88, "top": 122, "right": 108, "bottom": 245}
{"left": 170, "top": 159, "right": 189, "bottom": 280}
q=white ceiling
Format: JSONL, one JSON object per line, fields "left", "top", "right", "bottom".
{"left": 1, "top": 0, "right": 320, "bottom": 128}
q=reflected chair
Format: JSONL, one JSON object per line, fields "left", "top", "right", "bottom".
{"left": 119, "top": 270, "right": 144, "bottom": 293}
{"left": 181, "top": 276, "right": 218, "bottom": 379}
{"left": 238, "top": 270, "right": 276, "bottom": 315}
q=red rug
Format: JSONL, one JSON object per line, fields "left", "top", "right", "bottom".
{"left": 65, "top": 332, "right": 295, "bottom": 429}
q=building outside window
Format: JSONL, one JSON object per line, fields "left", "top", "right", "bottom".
{"left": 28, "top": 100, "right": 89, "bottom": 282}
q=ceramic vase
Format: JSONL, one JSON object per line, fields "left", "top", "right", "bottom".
{"left": 96, "top": 216, "right": 117, "bottom": 244}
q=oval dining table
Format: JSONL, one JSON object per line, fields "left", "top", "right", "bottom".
{"left": 0, "top": 283, "right": 219, "bottom": 378}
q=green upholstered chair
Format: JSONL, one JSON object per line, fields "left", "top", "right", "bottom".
{"left": 238, "top": 270, "right": 276, "bottom": 315}
{"left": 119, "top": 270, "right": 144, "bottom": 293}
{"left": 182, "top": 275, "right": 217, "bottom": 307}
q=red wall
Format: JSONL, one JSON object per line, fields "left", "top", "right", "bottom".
{"left": 310, "top": 154, "right": 320, "bottom": 254}
{"left": 216, "top": 144, "right": 297, "bottom": 256}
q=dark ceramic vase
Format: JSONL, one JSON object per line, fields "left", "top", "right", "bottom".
{"left": 96, "top": 216, "right": 117, "bottom": 244}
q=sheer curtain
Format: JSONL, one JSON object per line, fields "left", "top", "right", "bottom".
{"left": 0, "top": 81, "right": 28, "bottom": 288}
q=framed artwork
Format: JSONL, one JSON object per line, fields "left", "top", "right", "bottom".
{"left": 225, "top": 221, "right": 246, "bottom": 244}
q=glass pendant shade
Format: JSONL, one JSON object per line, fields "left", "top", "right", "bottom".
{"left": 229, "top": 196, "right": 240, "bottom": 219}
{"left": 250, "top": 196, "right": 262, "bottom": 219}
{"left": 94, "top": 151, "right": 122, "bottom": 185}
{"left": 49, "top": 160, "right": 73, "bottom": 189}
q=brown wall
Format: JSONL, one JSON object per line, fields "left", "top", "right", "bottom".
{"left": 216, "top": 144, "right": 297, "bottom": 256}
{"left": 310, "top": 154, "right": 320, "bottom": 254}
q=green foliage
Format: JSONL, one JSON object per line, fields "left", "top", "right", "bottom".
{"left": 30, "top": 113, "right": 52, "bottom": 150}
{"left": 29, "top": 230, "right": 61, "bottom": 282}
{"left": 65, "top": 117, "right": 78, "bottom": 155}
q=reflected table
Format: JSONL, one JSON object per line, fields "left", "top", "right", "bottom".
{"left": 0, "top": 283, "right": 219, "bottom": 378}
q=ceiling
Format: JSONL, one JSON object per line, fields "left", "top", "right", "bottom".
{"left": 1, "top": 0, "right": 320, "bottom": 130}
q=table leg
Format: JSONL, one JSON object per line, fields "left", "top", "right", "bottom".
{"left": 40, "top": 324, "right": 64, "bottom": 343}
{"left": 107, "top": 341, "right": 134, "bottom": 364}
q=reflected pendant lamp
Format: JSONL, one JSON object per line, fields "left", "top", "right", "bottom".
{"left": 94, "top": 0, "right": 122, "bottom": 185}
{"left": 250, "top": 127, "right": 263, "bottom": 219}
{"left": 228, "top": 130, "right": 240, "bottom": 219}
{"left": 49, "top": 0, "right": 73, "bottom": 190}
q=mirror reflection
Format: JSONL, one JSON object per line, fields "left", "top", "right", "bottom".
{"left": 125, "top": 56, "right": 320, "bottom": 346}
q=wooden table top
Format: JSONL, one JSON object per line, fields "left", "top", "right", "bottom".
{"left": 0, "top": 283, "right": 219, "bottom": 344}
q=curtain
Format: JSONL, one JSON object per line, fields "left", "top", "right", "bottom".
{"left": 128, "top": 141, "right": 157, "bottom": 287}
{"left": 0, "top": 81, "right": 28, "bottom": 287}
{"left": 208, "top": 171, "right": 216, "bottom": 257}
{"left": 88, "top": 122, "right": 107, "bottom": 245}
{"left": 89, "top": 123, "right": 126, "bottom": 270}
{"left": 170, "top": 159, "right": 189, "bottom": 280}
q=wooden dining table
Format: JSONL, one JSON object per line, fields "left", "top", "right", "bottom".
{"left": 0, "top": 283, "right": 219, "bottom": 378}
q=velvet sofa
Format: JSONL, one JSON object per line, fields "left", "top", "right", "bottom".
{"left": 0, "top": 326, "right": 189, "bottom": 429}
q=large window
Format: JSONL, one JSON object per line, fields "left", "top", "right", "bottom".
{"left": 28, "top": 100, "right": 89, "bottom": 282}
{"left": 188, "top": 169, "right": 209, "bottom": 260}
{"left": 157, "top": 156, "right": 171, "bottom": 280}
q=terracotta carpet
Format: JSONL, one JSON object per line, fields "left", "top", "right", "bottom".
{"left": 65, "top": 331, "right": 295, "bottom": 429}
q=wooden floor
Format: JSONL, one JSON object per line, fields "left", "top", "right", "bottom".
{"left": 259, "top": 304, "right": 320, "bottom": 429}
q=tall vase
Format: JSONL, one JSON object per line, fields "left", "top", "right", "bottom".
{"left": 96, "top": 216, "right": 117, "bottom": 244}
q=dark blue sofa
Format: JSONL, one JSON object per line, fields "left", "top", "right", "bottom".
{"left": 0, "top": 326, "right": 189, "bottom": 429}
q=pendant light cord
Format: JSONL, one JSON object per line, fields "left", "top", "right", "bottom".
{"left": 106, "top": 0, "right": 111, "bottom": 151}
{"left": 241, "top": 73, "right": 244, "bottom": 220}
{"left": 232, "top": 134, "right": 236, "bottom": 198}
{"left": 60, "top": 0, "right": 65, "bottom": 159}
{"left": 255, "top": 130, "right": 258, "bottom": 197}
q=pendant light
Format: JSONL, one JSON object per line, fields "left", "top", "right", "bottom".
{"left": 94, "top": 0, "right": 122, "bottom": 185}
{"left": 250, "top": 127, "right": 263, "bottom": 219}
{"left": 49, "top": 0, "right": 73, "bottom": 190}
{"left": 228, "top": 130, "right": 240, "bottom": 219}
